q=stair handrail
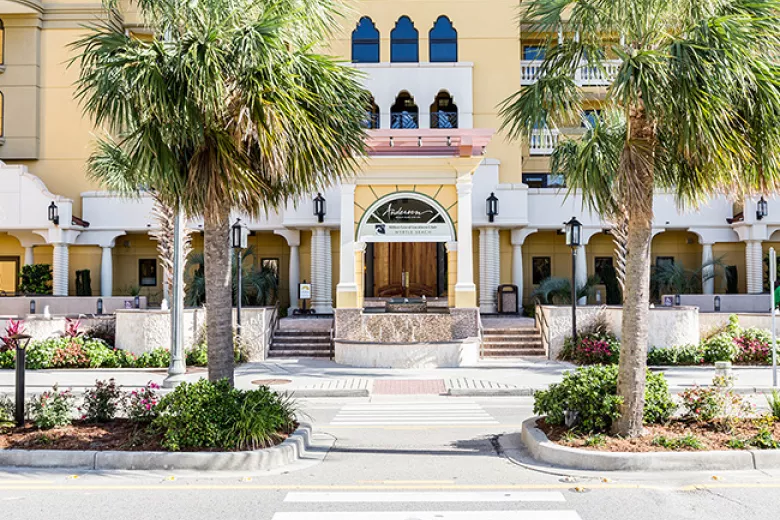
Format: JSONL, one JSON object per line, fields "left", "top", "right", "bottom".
{"left": 266, "top": 302, "right": 281, "bottom": 359}
{"left": 329, "top": 320, "right": 335, "bottom": 361}
{"left": 477, "top": 311, "right": 484, "bottom": 358}
{"left": 534, "top": 302, "right": 552, "bottom": 359}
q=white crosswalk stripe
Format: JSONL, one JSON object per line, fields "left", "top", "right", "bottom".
{"left": 329, "top": 401, "right": 499, "bottom": 426}
{"left": 273, "top": 513, "right": 582, "bottom": 520}
{"left": 284, "top": 491, "right": 567, "bottom": 503}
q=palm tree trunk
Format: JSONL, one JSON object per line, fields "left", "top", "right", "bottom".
{"left": 204, "top": 204, "right": 235, "bottom": 386}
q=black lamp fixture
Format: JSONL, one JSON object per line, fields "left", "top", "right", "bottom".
{"left": 757, "top": 196, "right": 769, "bottom": 221}
{"left": 9, "top": 333, "right": 32, "bottom": 426}
{"left": 48, "top": 201, "right": 59, "bottom": 226}
{"left": 313, "top": 193, "right": 327, "bottom": 223}
{"left": 564, "top": 216, "right": 583, "bottom": 341}
{"left": 486, "top": 192, "right": 499, "bottom": 223}
{"left": 564, "top": 216, "right": 583, "bottom": 248}
{"left": 231, "top": 218, "right": 246, "bottom": 250}
{"left": 97, "top": 298, "right": 103, "bottom": 315}
{"left": 232, "top": 218, "right": 245, "bottom": 339}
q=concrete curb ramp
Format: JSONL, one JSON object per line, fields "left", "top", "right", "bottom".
{"left": 521, "top": 416, "right": 780, "bottom": 471}
{"left": 0, "top": 422, "right": 313, "bottom": 472}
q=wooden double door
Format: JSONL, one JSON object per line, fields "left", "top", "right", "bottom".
{"left": 367, "top": 242, "right": 446, "bottom": 298}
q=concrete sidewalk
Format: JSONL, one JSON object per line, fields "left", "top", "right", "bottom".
{"left": 1, "top": 359, "right": 779, "bottom": 397}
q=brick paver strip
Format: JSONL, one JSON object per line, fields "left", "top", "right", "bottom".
{"left": 373, "top": 379, "right": 446, "bottom": 395}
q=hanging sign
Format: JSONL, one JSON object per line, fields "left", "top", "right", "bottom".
{"left": 299, "top": 283, "right": 312, "bottom": 300}
{"left": 358, "top": 195, "right": 454, "bottom": 243}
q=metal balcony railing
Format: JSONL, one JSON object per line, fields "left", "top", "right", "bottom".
{"left": 390, "top": 112, "right": 419, "bottom": 129}
{"left": 529, "top": 129, "right": 560, "bottom": 155}
{"left": 362, "top": 111, "right": 380, "bottom": 129}
{"left": 430, "top": 111, "right": 458, "bottom": 129}
{"left": 520, "top": 59, "right": 621, "bottom": 86}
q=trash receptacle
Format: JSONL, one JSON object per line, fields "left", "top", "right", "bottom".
{"left": 497, "top": 284, "right": 519, "bottom": 314}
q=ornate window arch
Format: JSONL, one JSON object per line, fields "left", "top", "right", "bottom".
{"left": 352, "top": 16, "right": 380, "bottom": 63}
{"left": 429, "top": 16, "right": 457, "bottom": 62}
{"left": 430, "top": 90, "right": 458, "bottom": 129}
{"left": 391, "top": 16, "right": 419, "bottom": 63}
{"left": 357, "top": 192, "right": 456, "bottom": 243}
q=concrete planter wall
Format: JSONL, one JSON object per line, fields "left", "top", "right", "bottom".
{"left": 115, "top": 307, "right": 276, "bottom": 361}
{"left": 669, "top": 294, "right": 772, "bottom": 313}
{"left": 537, "top": 305, "right": 700, "bottom": 359}
{"left": 699, "top": 312, "right": 780, "bottom": 337}
{"left": 0, "top": 315, "right": 114, "bottom": 341}
{"left": 0, "top": 296, "right": 147, "bottom": 316}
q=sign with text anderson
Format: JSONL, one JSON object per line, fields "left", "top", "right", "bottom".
{"left": 359, "top": 197, "right": 453, "bottom": 243}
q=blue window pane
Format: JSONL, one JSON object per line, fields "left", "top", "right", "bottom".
{"left": 523, "top": 46, "right": 545, "bottom": 60}
{"left": 352, "top": 17, "right": 380, "bottom": 63}
{"left": 582, "top": 110, "right": 601, "bottom": 128}
{"left": 391, "top": 16, "right": 419, "bottom": 63}
{"left": 429, "top": 16, "right": 457, "bottom": 62}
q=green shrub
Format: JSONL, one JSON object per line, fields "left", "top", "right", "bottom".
{"left": 767, "top": 390, "right": 780, "bottom": 420}
{"left": 584, "top": 433, "right": 607, "bottom": 447}
{"left": 533, "top": 365, "right": 675, "bottom": 433}
{"left": 152, "top": 379, "right": 296, "bottom": 451}
{"left": 135, "top": 347, "right": 171, "bottom": 368}
{"left": 560, "top": 333, "right": 620, "bottom": 365}
{"left": 29, "top": 385, "right": 75, "bottom": 429}
{"left": 0, "top": 350, "right": 14, "bottom": 369}
{"left": 647, "top": 344, "right": 705, "bottom": 366}
{"left": 18, "top": 264, "right": 52, "bottom": 295}
{"left": 651, "top": 434, "right": 704, "bottom": 450}
{"left": 702, "top": 333, "right": 738, "bottom": 363}
{"left": 0, "top": 394, "right": 13, "bottom": 429}
{"left": 81, "top": 379, "right": 122, "bottom": 423}
{"left": 186, "top": 342, "right": 209, "bottom": 367}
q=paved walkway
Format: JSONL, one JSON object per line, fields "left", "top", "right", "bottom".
{"left": 2, "top": 359, "right": 779, "bottom": 397}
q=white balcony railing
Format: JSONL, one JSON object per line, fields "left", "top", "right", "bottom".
{"left": 520, "top": 60, "right": 621, "bottom": 86}
{"left": 529, "top": 129, "right": 560, "bottom": 156}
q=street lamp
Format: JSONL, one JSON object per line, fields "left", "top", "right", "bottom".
{"left": 48, "top": 201, "right": 59, "bottom": 225}
{"left": 757, "top": 196, "right": 769, "bottom": 221}
{"left": 232, "top": 218, "right": 247, "bottom": 339}
{"left": 9, "top": 333, "right": 32, "bottom": 426}
{"left": 313, "top": 193, "right": 327, "bottom": 223}
{"left": 564, "top": 217, "right": 583, "bottom": 340}
{"left": 486, "top": 192, "right": 499, "bottom": 223}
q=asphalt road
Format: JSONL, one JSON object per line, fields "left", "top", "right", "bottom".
{"left": 2, "top": 396, "right": 780, "bottom": 520}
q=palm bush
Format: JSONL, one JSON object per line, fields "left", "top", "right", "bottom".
{"left": 501, "top": 0, "right": 780, "bottom": 436}
{"left": 651, "top": 258, "right": 728, "bottom": 298}
{"left": 185, "top": 247, "right": 278, "bottom": 307}
{"left": 532, "top": 275, "right": 601, "bottom": 304}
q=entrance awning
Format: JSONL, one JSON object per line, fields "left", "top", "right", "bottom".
{"left": 365, "top": 129, "right": 494, "bottom": 158}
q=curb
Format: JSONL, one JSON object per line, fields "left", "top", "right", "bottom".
{"left": 668, "top": 386, "right": 778, "bottom": 395}
{"left": 520, "top": 416, "right": 780, "bottom": 472}
{"left": 289, "top": 389, "right": 369, "bottom": 398}
{"left": 0, "top": 422, "right": 314, "bottom": 472}
{"left": 447, "top": 388, "right": 535, "bottom": 397}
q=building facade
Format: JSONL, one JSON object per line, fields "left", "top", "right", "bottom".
{"left": 0, "top": 0, "right": 777, "bottom": 313}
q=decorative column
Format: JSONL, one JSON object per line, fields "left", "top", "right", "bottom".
{"left": 746, "top": 240, "right": 764, "bottom": 294}
{"left": 288, "top": 243, "right": 300, "bottom": 314}
{"left": 23, "top": 247, "right": 34, "bottom": 266}
{"left": 311, "top": 227, "right": 333, "bottom": 314}
{"left": 702, "top": 243, "right": 715, "bottom": 295}
{"left": 100, "top": 246, "right": 113, "bottom": 297}
{"left": 336, "top": 183, "right": 359, "bottom": 309}
{"left": 52, "top": 243, "right": 69, "bottom": 296}
{"left": 446, "top": 241, "right": 458, "bottom": 308}
{"left": 511, "top": 228, "right": 537, "bottom": 309}
{"left": 575, "top": 244, "right": 588, "bottom": 306}
{"left": 354, "top": 243, "right": 367, "bottom": 310}
{"left": 455, "top": 178, "right": 476, "bottom": 308}
{"left": 479, "top": 227, "right": 500, "bottom": 313}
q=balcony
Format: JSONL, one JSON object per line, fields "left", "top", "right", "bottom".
{"left": 529, "top": 129, "right": 560, "bottom": 155}
{"left": 391, "top": 112, "right": 420, "bottom": 129}
{"left": 430, "top": 111, "right": 458, "bottom": 129}
{"left": 520, "top": 60, "right": 621, "bottom": 86}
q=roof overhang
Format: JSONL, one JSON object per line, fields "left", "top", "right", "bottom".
{"left": 366, "top": 129, "right": 494, "bottom": 158}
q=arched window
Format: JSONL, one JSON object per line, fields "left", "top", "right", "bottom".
{"left": 390, "top": 91, "right": 419, "bottom": 129}
{"left": 363, "top": 96, "right": 380, "bottom": 129}
{"left": 390, "top": 16, "right": 418, "bottom": 63}
{"left": 429, "top": 16, "right": 457, "bottom": 62}
{"left": 430, "top": 91, "right": 458, "bottom": 129}
{"left": 352, "top": 17, "right": 380, "bottom": 63}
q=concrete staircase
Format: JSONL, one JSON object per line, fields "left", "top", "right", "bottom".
{"left": 481, "top": 327, "right": 546, "bottom": 358}
{"left": 268, "top": 329, "right": 333, "bottom": 358}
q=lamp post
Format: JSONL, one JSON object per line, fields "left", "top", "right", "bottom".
{"left": 232, "top": 219, "right": 247, "bottom": 339}
{"left": 486, "top": 192, "right": 499, "bottom": 223}
{"left": 757, "top": 196, "right": 769, "bottom": 221}
{"left": 564, "top": 217, "right": 582, "bottom": 340}
{"left": 314, "top": 193, "right": 327, "bottom": 223}
{"left": 9, "top": 333, "right": 32, "bottom": 426}
{"left": 48, "top": 201, "right": 59, "bottom": 225}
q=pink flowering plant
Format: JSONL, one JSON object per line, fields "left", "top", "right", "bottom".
{"left": 561, "top": 332, "right": 620, "bottom": 365}
{"left": 125, "top": 381, "right": 162, "bottom": 423}
{"left": 81, "top": 379, "right": 122, "bottom": 423}
{"left": 64, "top": 318, "right": 83, "bottom": 339}
{"left": 28, "top": 384, "right": 75, "bottom": 429}
{"left": 0, "top": 319, "right": 25, "bottom": 352}
{"left": 679, "top": 375, "right": 755, "bottom": 423}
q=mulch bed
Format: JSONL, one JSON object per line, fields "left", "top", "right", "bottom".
{"left": 538, "top": 417, "right": 780, "bottom": 452}
{"left": 0, "top": 420, "right": 292, "bottom": 452}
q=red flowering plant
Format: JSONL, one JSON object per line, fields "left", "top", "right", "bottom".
{"left": 125, "top": 381, "right": 162, "bottom": 423}
{"left": 50, "top": 342, "right": 90, "bottom": 368}
{"left": 0, "top": 319, "right": 25, "bottom": 352}
{"left": 561, "top": 332, "right": 621, "bottom": 365}
{"left": 64, "top": 318, "right": 83, "bottom": 339}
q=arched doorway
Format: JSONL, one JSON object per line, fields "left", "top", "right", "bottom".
{"left": 357, "top": 192, "right": 455, "bottom": 298}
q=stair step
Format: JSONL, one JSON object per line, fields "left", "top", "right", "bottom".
{"left": 482, "top": 340, "right": 543, "bottom": 346}
{"left": 274, "top": 331, "right": 331, "bottom": 337}
{"left": 272, "top": 336, "right": 331, "bottom": 344}
{"left": 268, "top": 350, "right": 333, "bottom": 357}
{"left": 481, "top": 349, "right": 546, "bottom": 356}
{"left": 270, "top": 345, "right": 333, "bottom": 351}
{"left": 483, "top": 329, "right": 539, "bottom": 335}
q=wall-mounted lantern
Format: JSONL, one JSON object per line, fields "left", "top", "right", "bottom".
{"left": 313, "top": 193, "right": 327, "bottom": 223}
{"left": 48, "top": 201, "right": 59, "bottom": 226}
{"left": 486, "top": 192, "right": 499, "bottom": 223}
{"left": 757, "top": 196, "right": 769, "bottom": 221}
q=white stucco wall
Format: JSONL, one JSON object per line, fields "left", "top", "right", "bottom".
{"left": 0, "top": 296, "right": 147, "bottom": 316}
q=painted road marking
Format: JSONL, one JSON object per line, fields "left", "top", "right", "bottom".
{"left": 284, "top": 491, "right": 567, "bottom": 503}
{"left": 273, "top": 513, "right": 582, "bottom": 520}
{"left": 330, "top": 401, "right": 498, "bottom": 426}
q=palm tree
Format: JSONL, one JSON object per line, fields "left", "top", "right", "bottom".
{"left": 651, "top": 257, "right": 728, "bottom": 298}
{"left": 500, "top": 0, "right": 780, "bottom": 436}
{"left": 74, "top": 0, "right": 368, "bottom": 385}
{"left": 532, "top": 275, "right": 601, "bottom": 305}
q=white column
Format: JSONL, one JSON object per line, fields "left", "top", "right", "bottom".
{"left": 288, "top": 244, "right": 300, "bottom": 315}
{"left": 455, "top": 178, "right": 476, "bottom": 306}
{"left": 479, "top": 227, "right": 500, "bottom": 313}
{"left": 575, "top": 244, "right": 588, "bottom": 306}
{"left": 512, "top": 242, "right": 523, "bottom": 300}
{"left": 746, "top": 240, "right": 764, "bottom": 294}
{"left": 100, "top": 246, "right": 113, "bottom": 297}
{"left": 336, "top": 183, "right": 358, "bottom": 308}
{"left": 311, "top": 227, "right": 333, "bottom": 314}
{"left": 702, "top": 243, "right": 715, "bottom": 295}
{"left": 52, "top": 243, "right": 69, "bottom": 296}
{"left": 23, "top": 247, "right": 34, "bottom": 266}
